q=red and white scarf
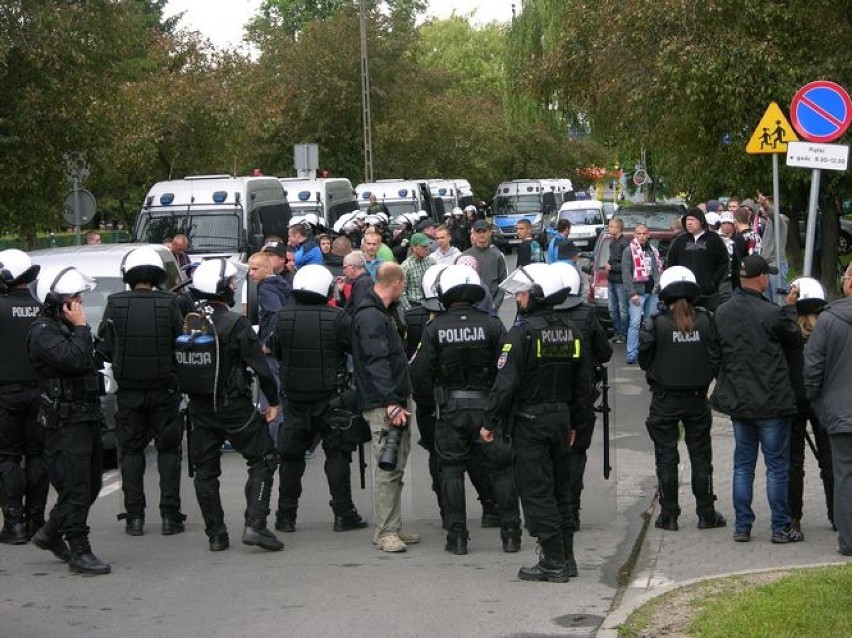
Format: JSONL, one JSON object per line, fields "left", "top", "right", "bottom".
{"left": 630, "top": 238, "right": 661, "bottom": 282}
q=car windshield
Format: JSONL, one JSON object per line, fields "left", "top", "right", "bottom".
{"left": 495, "top": 195, "right": 541, "bottom": 215}
{"left": 559, "top": 209, "right": 604, "bottom": 225}
{"left": 616, "top": 209, "right": 681, "bottom": 231}
{"left": 83, "top": 277, "right": 126, "bottom": 332}
{"left": 134, "top": 209, "right": 242, "bottom": 252}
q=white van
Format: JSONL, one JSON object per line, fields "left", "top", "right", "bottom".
{"left": 355, "top": 179, "right": 444, "bottom": 220}
{"left": 555, "top": 199, "right": 607, "bottom": 250}
{"left": 279, "top": 177, "right": 358, "bottom": 228}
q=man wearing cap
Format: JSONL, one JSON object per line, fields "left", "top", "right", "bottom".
{"left": 804, "top": 263, "right": 852, "bottom": 556}
{"left": 415, "top": 219, "right": 439, "bottom": 253}
{"left": 711, "top": 254, "right": 803, "bottom": 544}
{"left": 666, "top": 207, "right": 731, "bottom": 311}
{"left": 462, "top": 220, "right": 508, "bottom": 309}
{"left": 399, "top": 233, "right": 436, "bottom": 312}
{"left": 261, "top": 241, "right": 288, "bottom": 276}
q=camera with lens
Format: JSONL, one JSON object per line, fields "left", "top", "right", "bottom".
{"left": 378, "top": 423, "right": 406, "bottom": 471}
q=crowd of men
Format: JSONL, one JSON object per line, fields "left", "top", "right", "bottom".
{"left": 1, "top": 191, "right": 850, "bottom": 584}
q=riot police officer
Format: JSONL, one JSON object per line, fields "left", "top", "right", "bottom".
{"left": 410, "top": 264, "right": 520, "bottom": 555}
{"left": 638, "top": 266, "right": 726, "bottom": 531}
{"left": 180, "top": 258, "right": 282, "bottom": 552}
{"left": 482, "top": 264, "right": 581, "bottom": 583}
{"left": 96, "top": 246, "right": 185, "bottom": 536}
{"left": 272, "top": 264, "right": 368, "bottom": 533}
{"left": 551, "top": 262, "right": 613, "bottom": 528}
{"left": 0, "top": 250, "right": 47, "bottom": 544}
{"left": 27, "top": 265, "right": 109, "bottom": 575}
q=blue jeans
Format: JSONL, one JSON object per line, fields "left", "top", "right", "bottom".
{"left": 732, "top": 417, "right": 792, "bottom": 534}
{"left": 626, "top": 292, "right": 658, "bottom": 361}
{"left": 608, "top": 281, "right": 628, "bottom": 338}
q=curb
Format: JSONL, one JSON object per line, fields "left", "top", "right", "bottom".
{"left": 595, "top": 562, "right": 845, "bottom": 637}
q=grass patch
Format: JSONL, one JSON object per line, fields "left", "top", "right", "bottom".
{"left": 618, "top": 564, "right": 852, "bottom": 638}
{"left": 688, "top": 564, "right": 852, "bottom": 638}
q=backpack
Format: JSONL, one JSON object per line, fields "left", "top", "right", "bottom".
{"left": 174, "top": 305, "right": 236, "bottom": 397}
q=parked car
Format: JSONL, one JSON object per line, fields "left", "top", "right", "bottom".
{"left": 796, "top": 213, "right": 852, "bottom": 255}
{"left": 614, "top": 202, "right": 686, "bottom": 233}
{"left": 552, "top": 200, "right": 607, "bottom": 252}
{"left": 28, "top": 243, "right": 185, "bottom": 467}
{"left": 583, "top": 225, "right": 678, "bottom": 335}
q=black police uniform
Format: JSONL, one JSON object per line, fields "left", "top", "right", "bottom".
{"left": 485, "top": 305, "right": 581, "bottom": 581}
{"left": 554, "top": 298, "right": 613, "bottom": 526}
{"left": 27, "top": 310, "right": 108, "bottom": 572}
{"left": 273, "top": 296, "right": 367, "bottom": 532}
{"left": 411, "top": 304, "right": 519, "bottom": 554}
{"left": 638, "top": 307, "right": 723, "bottom": 527}
{"left": 0, "top": 287, "right": 48, "bottom": 543}
{"left": 97, "top": 288, "right": 185, "bottom": 534}
{"left": 185, "top": 303, "right": 281, "bottom": 551}
{"left": 404, "top": 303, "right": 444, "bottom": 519}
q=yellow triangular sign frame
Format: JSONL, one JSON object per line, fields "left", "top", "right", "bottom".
{"left": 746, "top": 102, "right": 799, "bottom": 154}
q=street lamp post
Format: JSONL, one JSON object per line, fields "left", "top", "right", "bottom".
{"left": 359, "top": 0, "right": 374, "bottom": 183}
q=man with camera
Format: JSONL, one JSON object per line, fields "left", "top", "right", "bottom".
{"left": 351, "top": 262, "right": 420, "bottom": 553}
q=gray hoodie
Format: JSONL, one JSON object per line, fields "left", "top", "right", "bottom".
{"left": 804, "top": 296, "right": 852, "bottom": 435}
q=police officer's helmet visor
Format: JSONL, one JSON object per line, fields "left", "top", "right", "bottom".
{"left": 499, "top": 267, "right": 536, "bottom": 295}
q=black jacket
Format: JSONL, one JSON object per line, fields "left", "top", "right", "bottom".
{"left": 351, "top": 289, "right": 412, "bottom": 410}
{"left": 710, "top": 289, "right": 801, "bottom": 418}
{"left": 667, "top": 230, "right": 730, "bottom": 296}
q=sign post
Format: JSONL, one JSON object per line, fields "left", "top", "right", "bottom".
{"left": 746, "top": 102, "right": 798, "bottom": 293}
{"left": 788, "top": 81, "right": 852, "bottom": 276}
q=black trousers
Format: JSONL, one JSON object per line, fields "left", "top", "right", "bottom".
{"left": 43, "top": 415, "right": 103, "bottom": 543}
{"left": 513, "top": 411, "right": 573, "bottom": 544}
{"left": 789, "top": 406, "right": 834, "bottom": 523}
{"left": 189, "top": 400, "right": 276, "bottom": 537}
{"left": 116, "top": 387, "right": 183, "bottom": 519}
{"left": 567, "top": 402, "right": 596, "bottom": 516}
{"left": 415, "top": 401, "right": 443, "bottom": 515}
{"left": 277, "top": 399, "right": 356, "bottom": 518}
{"left": 0, "top": 383, "right": 48, "bottom": 523}
{"left": 645, "top": 389, "right": 714, "bottom": 517}
{"left": 435, "top": 399, "right": 519, "bottom": 532}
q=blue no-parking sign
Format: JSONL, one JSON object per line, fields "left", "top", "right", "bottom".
{"left": 790, "top": 81, "right": 852, "bottom": 143}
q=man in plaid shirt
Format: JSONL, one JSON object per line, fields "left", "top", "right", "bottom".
{"left": 399, "top": 233, "right": 436, "bottom": 311}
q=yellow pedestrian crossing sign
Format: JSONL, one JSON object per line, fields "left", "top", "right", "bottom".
{"left": 746, "top": 102, "right": 799, "bottom": 154}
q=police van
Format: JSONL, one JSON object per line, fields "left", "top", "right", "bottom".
{"left": 28, "top": 243, "right": 185, "bottom": 467}
{"left": 279, "top": 177, "right": 358, "bottom": 228}
{"left": 355, "top": 179, "right": 444, "bottom": 220}
{"left": 491, "top": 179, "right": 562, "bottom": 251}
{"left": 554, "top": 199, "right": 607, "bottom": 250}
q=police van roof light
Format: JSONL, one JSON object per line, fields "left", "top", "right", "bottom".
{"left": 212, "top": 191, "right": 227, "bottom": 203}
{"left": 398, "top": 189, "right": 409, "bottom": 198}
{"left": 298, "top": 191, "right": 311, "bottom": 201}
{"left": 160, "top": 193, "right": 175, "bottom": 205}
{"left": 362, "top": 191, "right": 372, "bottom": 200}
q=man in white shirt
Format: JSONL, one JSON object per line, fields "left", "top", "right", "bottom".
{"left": 431, "top": 224, "right": 461, "bottom": 266}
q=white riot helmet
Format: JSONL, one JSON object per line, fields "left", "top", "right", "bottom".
{"left": 790, "top": 277, "right": 826, "bottom": 314}
{"left": 292, "top": 264, "right": 334, "bottom": 303}
{"left": 0, "top": 249, "right": 40, "bottom": 288}
{"left": 551, "top": 261, "right": 581, "bottom": 297}
{"left": 659, "top": 266, "right": 701, "bottom": 304}
{"left": 421, "top": 264, "right": 449, "bottom": 312}
{"left": 191, "top": 258, "right": 240, "bottom": 306}
{"left": 452, "top": 207, "right": 464, "bottom": 218}
{"left": 434, "top": 264, "right": 485, "bottom": 306}
{"left": 499, "top": 263, "right": 567, "bottom": 309}
{"left": 121, "top": 246, "right": 166, "bottom": 287}
{"left": 464, "top": 204, "right": 477, "bottom": 215}
{"left": 35, "top": 265, "right": 96, "bottom": 309}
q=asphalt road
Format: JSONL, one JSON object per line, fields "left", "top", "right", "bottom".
{"left": 0, "top": 254, "right": 659, "bottom": 637}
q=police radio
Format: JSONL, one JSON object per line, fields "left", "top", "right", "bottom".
{"left": 175, "top": 308, "right": 220, "bottom": 397}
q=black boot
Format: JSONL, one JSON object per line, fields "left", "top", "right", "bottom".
{"left": 563, "top": 532, "right": 578, "bottom": 578}
{"left": 445, "top": 526, "right": 469, "bottom": 555}
{"left": 162, "top": 512, "right": 187, "bottom": 535}
{"left": 125, "top": 516, "right": 144, "bottom": 537}
{"left": 655, "top": 512, "right": 679, "bottom": 531}
{"left": 208, "top": 532, "right": 230, "bottom": 552}
{"left": 480, "top": 500, "right": 500, "bottom": 528}
{"left": 500, "top": 525, "right": 521, "bottom": 553}
{"left": 0, "top": 508, "right": 27, "bottom": 545}
{"left": 68, "top": 540, "right": 111, "bottom": 575}
{"left": 697, "top": 509, "right": 727, "bottom": 530}
{"left": 243, "top": 521, "right": 284, "bottom": 551}
{"left": 333, "top": 508, "right": 368, "bottom": 532}
{"left": 26, "top": 515, "right": 45, "bottom": 542}
{"left": 274, "top": 509, "right": 296, "bottom": 533}
{"left": 32, "top": 519, "right": 70, "bottom": 562}
{"left": 518, "top": 538, "right": 569, "bottom": 583}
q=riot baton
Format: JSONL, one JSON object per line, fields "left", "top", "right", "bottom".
{"left": 594, "top": 364, "right": 612, "bottom": 480}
